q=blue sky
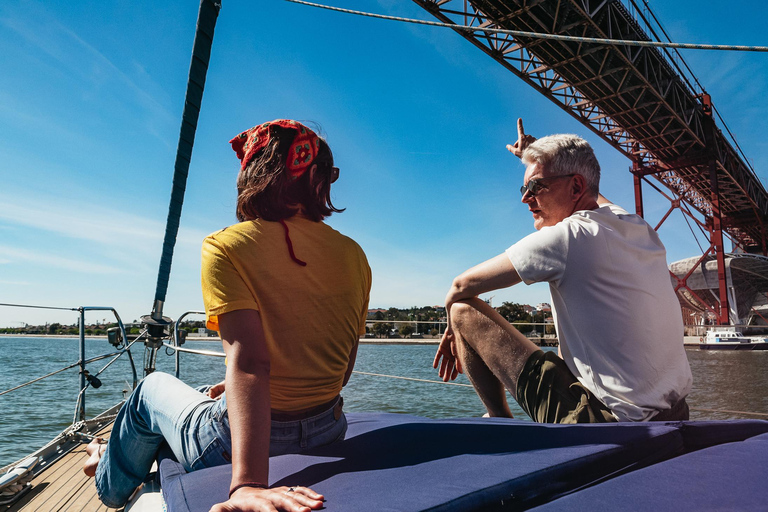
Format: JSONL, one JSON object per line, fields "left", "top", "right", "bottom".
{"left": 1, "top": 0, "right": 767, "bottom": 328}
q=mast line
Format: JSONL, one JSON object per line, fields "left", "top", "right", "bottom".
{"left": 151, "top": 0, "right": 222, "bottom": 321}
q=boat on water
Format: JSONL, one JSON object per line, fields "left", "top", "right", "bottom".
{"left": 3, "top": 1, "right": 768, "bottom": 511}
{"left": 699, "top": 327, "right": 768, "bottom": 350}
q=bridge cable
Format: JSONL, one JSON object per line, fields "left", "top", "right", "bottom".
{"left": 284, "top": 0, "right": 768, "bottom": 53}
{"left": 633, "top": 0, "right": 704, "bottom": 95}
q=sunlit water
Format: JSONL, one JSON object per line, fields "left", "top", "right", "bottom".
{"left": 1, "top": 337, "right": 767, "bottom": 467}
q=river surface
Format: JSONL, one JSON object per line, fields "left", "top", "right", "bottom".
{"left": 1, "top": 336, "right": 767, "bottom": 467}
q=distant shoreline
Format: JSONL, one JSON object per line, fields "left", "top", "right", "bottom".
{"left": 0, "top": 333, "right": 440, "bottom": 344}
{"left": 1, "top": 333, "right": 703, "bottom": 346}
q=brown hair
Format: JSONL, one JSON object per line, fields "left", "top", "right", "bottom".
{"left": 235, "top": 125, "right": 344, "bottom": 222}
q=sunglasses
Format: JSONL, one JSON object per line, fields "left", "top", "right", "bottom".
{"left": 317, "top": 160, "right": 339, "bottom": 183}
{"left": 520, "top": 174, "right": 576, "bottom": 197}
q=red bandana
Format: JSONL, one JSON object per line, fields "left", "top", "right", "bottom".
{"left": 230, "top": 119, "right": 320, "bottom": 177}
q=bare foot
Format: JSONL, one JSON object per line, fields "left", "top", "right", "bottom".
{"left": 83, "top": 438, "right": 106, "bottom": 477}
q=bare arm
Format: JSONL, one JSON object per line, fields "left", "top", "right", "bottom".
{"left": 445, "top": 253, "right": 522, "bottom": 310}
{"left": 506, "top": 118, "right": 536, "bottom": 158}
{"left": 212, "top": 309, "right": 323, "bottom": 512}
{"left": 219, "top": 309, "right": 271, "bottom": 493}
{"left": 434, "top": 254, "right": 522, "bottom": 381}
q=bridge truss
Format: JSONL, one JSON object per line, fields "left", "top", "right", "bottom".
{"left": 413, "top": 0, "right": 768, "bottom": 325}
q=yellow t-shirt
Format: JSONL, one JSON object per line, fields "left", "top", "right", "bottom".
{"left": 201, "top": 215, "right": 371, "bottom": 411}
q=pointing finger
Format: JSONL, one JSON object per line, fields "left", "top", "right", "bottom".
{"left": 517, "top": 118, "right": 525, "bottom": 140}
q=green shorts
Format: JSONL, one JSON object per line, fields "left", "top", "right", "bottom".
{"left": 515, "top": 350, "right": 617, "bottom": 424}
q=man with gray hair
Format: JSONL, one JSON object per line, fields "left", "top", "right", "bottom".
{"left": 434, "top": 119, "right": 692, "bottom": 423}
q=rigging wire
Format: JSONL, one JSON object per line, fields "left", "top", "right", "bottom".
{"left": 0, "top": 344, "right": 138, "bottom": 397}
{"left": 162, "top": 343, "right": 226, "bottom": 358}
{"left": 681, "top": 203, "right": 707, "bottom": 256}
{"left": 284, "top": 0, "right": 768, "bottom": 53}
{"left": 0, "top": 363, "right": 80, "bottom": 397}
{"left": 352, "top": 370, "right": 473, "bottom": 388}
{"left": 0, "top": 302, "right": 78, "bottom": 312}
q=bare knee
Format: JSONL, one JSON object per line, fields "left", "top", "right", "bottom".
{"left": 449, "top": 298, "right": 485, "bottom": 331}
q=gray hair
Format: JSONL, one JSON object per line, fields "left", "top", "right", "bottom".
{"left": 521, "top": 134, "right": 600, "bottom": 196}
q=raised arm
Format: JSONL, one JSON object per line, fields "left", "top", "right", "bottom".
{"left": 506, "top": 118, "right": 536, "bottom": 159}
{"left": 212, "top": 309, "right": 323, "bottom": 512}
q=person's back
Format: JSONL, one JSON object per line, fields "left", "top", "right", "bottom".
{"left": 509, "top": 202, "right": 691, "bottom": 421}
{"left": 86, "top": 119, "right": 369, "bottom": 512}
{"left": 435, "top": 120, "right": 691, "bottom": 425}
{"left": 203, "top": 215, "right": 370, "bottom": 411}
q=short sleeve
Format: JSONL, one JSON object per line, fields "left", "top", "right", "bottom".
{"left": 201, "top": 236, "right": 259, "bottom": 331}
{"left": 505, "top": 224, "right": 569, "bottom": 286}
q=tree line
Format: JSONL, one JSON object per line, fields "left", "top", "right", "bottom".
{"left": 0, "top": 320, "right": 211, "bottom": 336}
{"left": 366, "top": 302, "right": 552, "bottom": 338}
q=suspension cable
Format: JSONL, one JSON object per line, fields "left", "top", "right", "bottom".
{"left": 631, "top": 0, "right": 756, "bottom": 174}
{"left": 284, "top": 0, "right": 768, "bottom": 53}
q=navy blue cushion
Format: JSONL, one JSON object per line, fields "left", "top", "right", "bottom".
{"left": 673, "top": 419, "right": 768, "bottom": 452}
{"left": 531, "top": 431, "right": 768, "bottom": 511}
{"left": 161, "top": 412, "right": 683, "bottom": 511}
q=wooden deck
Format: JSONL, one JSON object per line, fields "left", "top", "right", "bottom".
{"left": 3, "top": 424, "right": 122, "bottom": 512}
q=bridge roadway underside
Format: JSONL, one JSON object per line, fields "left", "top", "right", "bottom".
{"left": 415, "top": 0, "right": 768, "bottom": 252}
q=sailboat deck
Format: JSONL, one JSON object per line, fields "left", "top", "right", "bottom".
{"left": 3, "top": 424, "right": 121, "bottom": 512}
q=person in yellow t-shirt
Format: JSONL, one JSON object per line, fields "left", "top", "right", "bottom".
{"left": 84, "top": 120, "right": 371, "bottom": 512}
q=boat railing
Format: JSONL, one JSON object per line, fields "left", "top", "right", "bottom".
{"left": 166, "top": 310, "right": 224, "bottom": 379}
{"left": 686, "top": 324, "right": 768, "bottom": 338}
{"left": 0, "top": 303, "right": 138, "bottom": 424}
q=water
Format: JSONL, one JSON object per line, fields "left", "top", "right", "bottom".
{"left": 1, "top": 337, "right": 767, "bottom": 467}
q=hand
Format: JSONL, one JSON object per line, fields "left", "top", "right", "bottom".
{"left": 433, "top": 326, "right": 462, "bottom": 382}
{"left": 506, "top": 118, "right": 536, "bottom": 159}
{"left": 210, "top": 485, "right": 324, "bottom": 512}
{"left": 208, "top": 380, "right": 226, "bottom": 400}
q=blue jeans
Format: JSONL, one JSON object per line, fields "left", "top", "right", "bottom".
{"left": 95, "top": 372, "right": 347, "bottom": 508}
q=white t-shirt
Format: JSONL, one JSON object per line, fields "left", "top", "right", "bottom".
{"left": 506, "top": 203, "right": 692, "bottom": 421}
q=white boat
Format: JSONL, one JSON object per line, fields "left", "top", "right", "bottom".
{"left": 699, "top": 327, "right": 768, "bottom": 350}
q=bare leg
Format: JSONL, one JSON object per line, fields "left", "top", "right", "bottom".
{"left": 83, "top": 438, "right": 106, "bottom": 477}
{"left": 451, "top": 298, "right": 540, "bottom": 414}
{"left": 456, "top": 340, "right": 513, "bottom": 417}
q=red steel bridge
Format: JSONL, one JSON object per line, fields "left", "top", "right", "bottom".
{"left": 412, "top": 0, "right": 768, "bottom": 326}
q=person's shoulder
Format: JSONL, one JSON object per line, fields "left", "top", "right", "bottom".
{"left": 319, "top": 222, "right": 368, "bottom": 259}
{"left": 204, "top": 221, "right": 259, "bottom": 247}
{"left": 602, "top": 202, "right": 630, "bottom": 216}
{"left": 579, "top": 203, "right": 635, "bottom": 222}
